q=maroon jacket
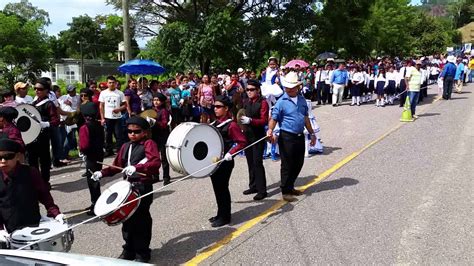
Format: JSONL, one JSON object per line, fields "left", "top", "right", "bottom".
{"left": 101, "top": 139, "right": 161, "bottom": 183}
{"left": 0, "top": 122, "right": 25, "bottom": 153}
{"left": 0, "top": 164, "right": 60, "bottom": 230}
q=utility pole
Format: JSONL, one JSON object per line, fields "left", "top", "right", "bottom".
{"left": 77, "top": 40, "right": 85, "bottom": 84}
{"left": 122, "top": 0, "right": 131, "bottom": 81}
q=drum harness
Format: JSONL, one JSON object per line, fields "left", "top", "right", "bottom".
{"left": 18, "top": 133, "right": 269, "bottom": 250}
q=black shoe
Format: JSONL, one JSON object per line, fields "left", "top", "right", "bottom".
{"left": 211, "top": 218, "right": 230, "bottom": 228}
{"left": 253, "top": 192, "right": 267, "bottom": 201}
{"left": 288, "top": 189, "right": 304, "bottom": 196}
{"left": 208, "top": 216, "right": 218, "bottom": 222}
{"left": 134, "top": 253, "right": 150, "bottom": 263}
{"left": 163, "top": 180, "right": 171, "bottom": 186}
{"left": 81, "top": 172, "right": 87, "bottom": 177}
{"left": 86, "top": 205, "right": 95, "bottom": 216}
{"left": 243, "top": 188, "right": 258, "bottom": 195}
{"left": 118, "top": 250, "right": 135, "bottom": 261}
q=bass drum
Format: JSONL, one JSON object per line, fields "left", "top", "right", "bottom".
{"left": 166, "top": 122, "right": 223, "bottom": 178}
{"left": 14, "top": 104, "right": 42, "bottom": 145}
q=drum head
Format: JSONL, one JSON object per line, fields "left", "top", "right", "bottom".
{"left": 94, "top": 181, "right": 132, "bottom": 217}
{"left": 167, "top": 123, "right": 223, "bottom": 178}
{"left": 11, "top": 221, "right": 68, "bottom": 242}
{"left": 14, "top": 104, "right": 42, "bottom": 145}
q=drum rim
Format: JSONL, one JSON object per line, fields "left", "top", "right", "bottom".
{"left": 167, "top": 123, "right": 224, "bottom": 177}
{"left": 94, "top": 181, "right": 134, "bottom": 217}
{"left": 14, "top": 104, "right": 42, "bottom": 145}
{"left": 11, "top": 229, "right": 73, "bottom": 244}
{"left": 103, "top": 190, "right": 141, "bottom": 225}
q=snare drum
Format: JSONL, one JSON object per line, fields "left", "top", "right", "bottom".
{"left": 94, "top": 181, "right": 140, "bottom": 226}
{"left": 9, "top": 220, "right": 74, "bottom": 252}
{"left": 166, "top": 122, "right": 224, "bottom": 178}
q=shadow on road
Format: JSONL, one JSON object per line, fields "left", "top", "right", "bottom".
{"left": 231, "top": 199, "right": 280, "bottom": 224}
{"left": 150, "top": 227, "right": 235, "bottom": 265}
{"left": 449, "top": 97, "right": 468, "bottom": 100}
{"left": 321, "top": 146, "right": 342, "bottom": 155}
{"left": 418, "top": 112, "right": 440, "bottom": 117}
{"left": 304, "top": 177, "right": 359, "bottom": 195}
{"left": 51, "top": 166, "right": 84, "bottom": 176}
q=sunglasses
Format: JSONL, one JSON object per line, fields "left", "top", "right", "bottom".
{"left": 80, "top": 94, "right": 88, "bottom": 97}
{"left": 0, "top": 153, "right": 16, "bottom": 161}
{"left": 34, "top": 87, "right": 45, "bottom": 91}
{"left": 246, "top": 88, "right": 256, "bottom": 92}
{"left": 214, "top": 105, "right": 225, "bottom": 109}
{"left": 127, "top": 129, "right": 143, "bottom": 135}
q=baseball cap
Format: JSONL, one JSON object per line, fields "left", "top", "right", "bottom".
{"left": 66, "top": 84, "right": 76, "bottom": 92}
{"left": 14, "top": 82, "right": 28, "bottom": 91}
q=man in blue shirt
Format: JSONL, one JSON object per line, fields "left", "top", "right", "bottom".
{"left": 440, "top": 55, "right": 457, "bottom": 100}
{"left": 267, "top": 71, "right": 316, "bottom": 202}
{"left": 454, "top": 57, "right": 465, "bottom": 94}
{"left": 330, "top": 63, "right": 349, "bottom": 106}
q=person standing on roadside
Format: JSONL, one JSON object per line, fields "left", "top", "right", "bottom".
{"left": 440, "top": 55, "right": 457, "bottom": 100}
{"left": 330, "top": 63, "right": 349, "bottom": 106}
{"left": 267, "top": 72, "right": 317, "bottom": 202}
{"left": 405, "top": 60, "right": 423, "bottom": 119}
{"left": 99, "top": 76, "right": 127, "bottom": 156}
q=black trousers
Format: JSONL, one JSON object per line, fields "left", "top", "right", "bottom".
{"left": 278, "top": 131, "right": 305, "bottom": 194}
{"left": 158, "top": 142, "right": 170, "bottom": 182}
{"left": 210, "top": 160, "right": 234, "bottom": 220}
{"left": 315, "top": 81, "right": 325, "bottom": 103}
{"left": 122, "top": 183, "right": 153, "bottom": 257}
{"left": 321, "top": 84, "right": 332, "bottom": 104}
{"left": 85, "top": 158, "right": 102, "bottom": 205}
{"left": 245, "top": 139, "right": 266, "bottom": 193}
{"left": 27, "top": 130, "right": 51, "bottom": 184}
{"left": 105, "top": 118, "right": 124, "bottom": 153}
{"left": 443, "top": 76, "right": 454, "bottom": 100}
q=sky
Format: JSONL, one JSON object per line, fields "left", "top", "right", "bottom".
{"left": 1, "top": 0, "right": 422, "bottom": 48}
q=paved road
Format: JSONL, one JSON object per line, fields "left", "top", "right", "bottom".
{"left": 47, "top": 84, "right": 473, "bottom": 265}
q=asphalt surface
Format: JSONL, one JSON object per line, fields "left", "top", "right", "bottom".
{"left": 46, "top": 84, "right": 473, "bottom": 265}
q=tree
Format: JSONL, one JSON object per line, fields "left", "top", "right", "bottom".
{"left": 0, "top": 1, "right": 51, "bottom": 88}
{"left": 55, "top": 14, "right": 139, "bottom": 61}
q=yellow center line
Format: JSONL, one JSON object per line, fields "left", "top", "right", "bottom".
{"left": 185, "top": 96, "right": 442, "bottom": 265}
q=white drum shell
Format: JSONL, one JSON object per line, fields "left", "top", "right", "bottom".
{"left": 14, "top": 104, "right": 42, "bottom": 145}
{"left": 166, "top": 122, "right": 224, "bottom": 178}
{"left": 10, "top": 221, "right": 73, "bottom": 252}
{"left": 94, "top": 181, "right": 134, "bottom": 217}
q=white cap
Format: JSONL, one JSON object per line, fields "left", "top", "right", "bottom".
{"left": 446, "top": 55, "right": 456, "bottom": 63}
{"left": 237, "top": 67, "right": 244, "bottom": 73}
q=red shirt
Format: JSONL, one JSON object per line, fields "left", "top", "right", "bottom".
{"left": 153, "top": 106, "right": 170, "bottom": 129}
{"left": 0, "top": 164, "right": 60, "bottom": 230}
{"left": 0, "top": 122, "right": 25, "bottom": 153}
{"left": 217, "top": 115, "right": 247, "bottom": 155}
{"left": 101, "top": 139, "right": 161, "bottom": 183}
{"left": 247, "top": 97, "right": 269, "bottom": 127}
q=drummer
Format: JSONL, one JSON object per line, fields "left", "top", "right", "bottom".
{"left": 0, "top": 139, "right": 64, "bottom": 244}
{"left": 0, "top": 107, "right": 24, "bottom": 152}
{"left": 91, "top": 116, "right": 160, "bottom": 263}
{"left": 208, "top": 95, "right": 247, "bottom": 227}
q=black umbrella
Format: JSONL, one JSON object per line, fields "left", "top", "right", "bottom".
{"left": 316, "top": 52, "right": 337, "bottom": 60}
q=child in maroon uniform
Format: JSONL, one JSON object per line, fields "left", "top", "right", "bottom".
{"left": 92, "top": 116, "right": 160, "bottom": 263}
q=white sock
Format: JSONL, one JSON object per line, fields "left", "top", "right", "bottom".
{"left": 356, "top": 96, "right": 360, "bottom": 104}
{"left": 352, "top": 96, "right": 356, "bottom": 105}
{"left": 376, "top": 99, "right": 379, "bottom": 106}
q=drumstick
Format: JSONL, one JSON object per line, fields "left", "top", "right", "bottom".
{"left": 96, "top": 162, "right": 148, "bottom": 177}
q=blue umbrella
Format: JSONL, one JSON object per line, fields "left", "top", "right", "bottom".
{"left": 118, "top": 59, "right": 166, "bottom": 75}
